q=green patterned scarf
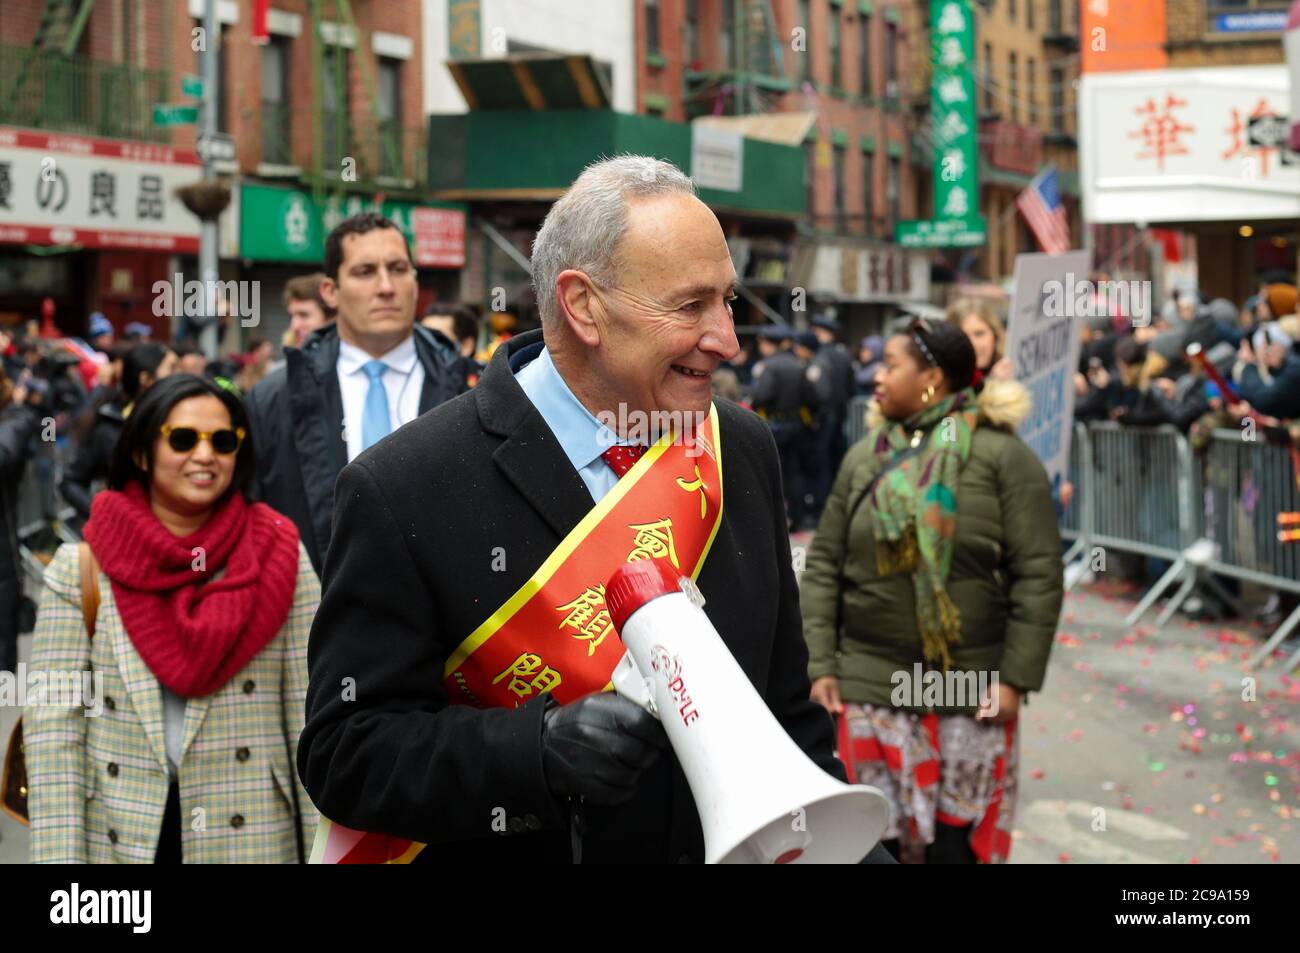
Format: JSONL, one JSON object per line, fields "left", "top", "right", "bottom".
{"left": 865, "top": 387, "right": 979, "bottom": 669}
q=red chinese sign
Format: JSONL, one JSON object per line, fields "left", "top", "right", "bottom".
{"left": 1223, "top": 97, "right": 1282, "bottom": 178}
{"left": 1129, "top": 94, "right": 1194, "bottom": 171}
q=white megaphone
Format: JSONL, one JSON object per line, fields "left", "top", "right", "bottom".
{"left": 605, "top": 560, "right": 890, "bottom": 864}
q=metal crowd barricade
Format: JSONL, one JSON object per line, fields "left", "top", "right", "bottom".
{"left": 1074, "top": 423, "right": 1205, "bottom": 629}
{"left": 1059, "top": 422, "right": 1089, "bottom": 566}
{"left": 1200, "top": 429, "right": 1300, "bottom": 670}
{"left": 844, "top": 395, "right": 872, "bottom": 448}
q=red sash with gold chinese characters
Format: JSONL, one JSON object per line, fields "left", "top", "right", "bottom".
{"left": 309, "top": 404, "right": 725, "bottom": 864}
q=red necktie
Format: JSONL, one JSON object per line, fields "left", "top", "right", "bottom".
{"left": 600, "top": 444, "right": 648, "bottom": 479}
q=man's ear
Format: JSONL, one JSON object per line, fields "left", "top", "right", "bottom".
{"left": 556, "top": 270, "right": 601, "bottom": 347}
{"left": 320, "top": 277, "right": 339, "bottom": 311}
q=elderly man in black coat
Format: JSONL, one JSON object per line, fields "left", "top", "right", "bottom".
{"left": 298, "top": 156, "right": 889, "bottom": 864}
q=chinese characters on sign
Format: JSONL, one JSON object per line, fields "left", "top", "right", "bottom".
{"left": 0, "top": 127, "right": 200, "bottom": 251}
{"left": 931, "top": 0, "right": 978, "bottom": 224}
{"left": 1083, "top": 67, "right": 1300, "bottom": 223}
{"left": 895, "top": 0, "right": 986, "bottom": 247}
{"left": 1128, "top": 94, "right": 1194, "bottom": 172}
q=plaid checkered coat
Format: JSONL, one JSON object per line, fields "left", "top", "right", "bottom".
{"left": 25, "top": 539, "right": 320, "bottom": 863}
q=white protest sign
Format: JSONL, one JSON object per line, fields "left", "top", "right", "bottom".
{"left": 1005, "top": 250, "right": 1089, "bottom": 492}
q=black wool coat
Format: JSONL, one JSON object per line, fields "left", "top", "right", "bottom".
{"left": 297, "top": 329, "right": 845, "bottom": 864}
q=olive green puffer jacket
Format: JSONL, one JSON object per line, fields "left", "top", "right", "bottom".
{"left": 801, "top": 381, "right": 1063, "bottom": 714}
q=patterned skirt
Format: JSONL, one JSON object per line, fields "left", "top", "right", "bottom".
{"left": 837, "top": 703, "right": 1019, "bottom": 864}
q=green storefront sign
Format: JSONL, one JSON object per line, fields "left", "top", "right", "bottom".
{"left": 240, "top": 184, "right": 468, "bottom": 266}
{"left": 896, "top": 0, "right": 984, "bottom": 248}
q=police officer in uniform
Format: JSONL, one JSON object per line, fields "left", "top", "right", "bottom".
{"left": 750, "top": 324, "right": 813, "bottom": 529}
{"left": 810, "top": 315, "right": 857, "bottom": 511}
{"left": 793, "top": 330, "right": 829, "bottom": 528}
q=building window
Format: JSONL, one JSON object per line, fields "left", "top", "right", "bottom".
{"left": 1008, "top": 51, "right": 1017, "bottom": 124}
{"left": 646, "top": 0, "right": 661, "bottom": 56}
{"left": 829, "top": 4, "right": 842, "bottom": 89}
{"left": 1009, "top": 0, "right": 1016, "bottom": 21}
{"left": 799, "top": 0, "right": 811, "bottom": 81}
{"left": 260, "top": 36, "right": 290, "bottom": 165}
{"left": 1027, "top": 0, "right": 1035, "bottom": 30}
{"left": 887, "top": 155, "right": 900, "bottom": 229}
{"left": 377, "top": 57, "right": 402, "bottom": 178}
{"left": 1027, "top": 57, "right": 1037, "bottom": 127}
{"left": 1050, "top": 65, "right": 1064, "bottom": 133}
{"left": 1049, "top": 0, "right": 1063, "bottom": 33}
{"left": 983, "top": 42, "right": 993, "bottom": 112}
{"left": 884, "top": 21, "right": 897, "bottom": 96}
{"left": 859, "top": 14, "right": 871, "bottom": 96}
{"left": 685, "top": 0, "right": 700, "bottom": 67}
{"left": 834, "top": 143, "right": 846, "bottom": 230}
{"left": 862, "top": 148, "right": 875, "bottom": 237}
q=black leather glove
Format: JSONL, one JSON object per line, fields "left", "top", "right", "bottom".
{"left": 541, "top": 692, "right": 669, "bottom": 806}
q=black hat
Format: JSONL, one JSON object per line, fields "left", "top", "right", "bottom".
{"left": 795, "top": 330, "right": 819, "bottom": 351}
{"left": 811, "top": 315, "right": 841, "bottom": 333}
{"left": 759, "top": 324, "right": 793, "bottom": 342}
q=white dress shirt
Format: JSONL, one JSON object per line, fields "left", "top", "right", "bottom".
{"left": 337, "top": 334, "right": 425, "bottom": 462}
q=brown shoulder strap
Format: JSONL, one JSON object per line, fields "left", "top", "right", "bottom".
{"left": 77, "top": 542, "right": 100, "bottom": 640}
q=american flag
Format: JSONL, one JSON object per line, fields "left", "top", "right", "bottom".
{"left": 1016, "top": 166, "right": 1071, "bottom": 255}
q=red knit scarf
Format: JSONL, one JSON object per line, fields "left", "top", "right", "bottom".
{"left": 83, "top": 481, "right": 301, "bottom": 698}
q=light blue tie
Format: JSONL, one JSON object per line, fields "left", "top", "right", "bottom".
{"left": 361, "top": 359, "right": 391, "bottom": 450}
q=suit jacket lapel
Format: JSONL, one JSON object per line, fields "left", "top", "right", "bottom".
{"left": 178, "top": 694, "right": 211, "bottom": 766}
{"left": 105, "top": 595, "right": 171, "bottom": 774}
{"left": 476, "top": 330, "right": 595, "bottom": 540}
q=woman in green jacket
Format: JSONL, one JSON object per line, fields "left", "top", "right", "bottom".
{"left": 803, "top": 318, "right": 1062, "bottom": 864}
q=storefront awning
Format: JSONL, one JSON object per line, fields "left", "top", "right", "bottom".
{"left": 691, "top": 111, "right": 817, "bottom": 147}
{"left": 447, "top": 53, "right": 611, "bottom": 111}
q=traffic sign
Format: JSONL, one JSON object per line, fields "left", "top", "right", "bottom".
{"left": 181, "top": 74, "right": 205, "bottom": 99}
{"left": 1248, "top": 114, "right": 1289, "bottom": 149}
{"left": 196, "top": 132, "right": 236, "bottom": 163}
{"left": 153, "top": 103, "right": 200, "bottom": 127}
{"left": 895, "top": 216, "right": 987, "bottom": 249}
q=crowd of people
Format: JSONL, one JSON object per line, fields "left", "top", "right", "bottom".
{"left": 0, "top": 155, "right": 1291, "bottom": 866}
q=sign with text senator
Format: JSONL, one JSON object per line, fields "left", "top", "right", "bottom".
{"left": 0, "top": 127, "right": 200, "bottom": 252}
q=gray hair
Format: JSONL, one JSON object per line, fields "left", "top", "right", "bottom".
{"left": 531, "top": 155, "right": 697, "bottom": 328}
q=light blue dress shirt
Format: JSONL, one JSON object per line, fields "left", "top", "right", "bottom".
{"left": 515, "top": 346, "right": 627, "bottom": 503}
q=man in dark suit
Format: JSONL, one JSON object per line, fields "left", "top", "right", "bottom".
{"left": 246, "top": 212, "right": 466, "bottom": 574}
{"left": 298, "top": 158, "right": 889, "bottom": 863}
